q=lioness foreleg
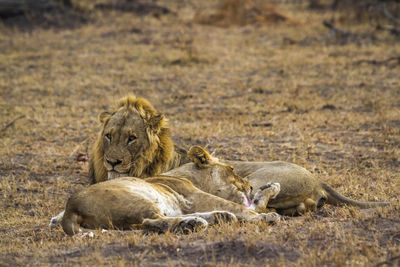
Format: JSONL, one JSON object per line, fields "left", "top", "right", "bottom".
{"left": 250, "top": 212, "right": 281, "bottom": 224}
{"left": 251, "top": 183, "right": 280, "bottom": 213}
{"left": 142, "top": 215, "right": 208, "bottom": 234}
{"left": 185, "top": 211, "right": 238, "bottom": 225}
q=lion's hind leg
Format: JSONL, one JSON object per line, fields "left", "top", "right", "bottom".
{"left": 296, "top": 198, "right": 317, "bottom": 214}
{"left": 304, "top": 198, "right": 317, "bottom": 212}
{"left": 142, "top": 215, "right": 208, "bottom": 234}
{"left": 278, "top": 198, "right": 318, "bottom": 216}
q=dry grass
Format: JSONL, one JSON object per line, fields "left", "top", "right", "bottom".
{"left": 0, "top": 0, "right": 399, "bottom": 265}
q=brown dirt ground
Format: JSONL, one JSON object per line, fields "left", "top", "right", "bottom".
{"left": 0, "top": 0, "right": 399, "bottom": 266}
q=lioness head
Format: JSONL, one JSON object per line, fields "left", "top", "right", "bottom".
{"left": 166, "top": 146, "right": 253, "bottom": 207}
{"left": 89, "top": 95, "right": 175, "bottom": 183}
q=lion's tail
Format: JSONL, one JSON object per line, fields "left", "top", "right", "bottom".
{"left": 322, "top": 183, "right": 390, "bottom": 208}
{"left": 62, "top": 210, "right": 81, "bottom": 236}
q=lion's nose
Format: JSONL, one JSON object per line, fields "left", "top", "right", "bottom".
{"left": 107, "top": 159, "right": 122, "bottom": 168}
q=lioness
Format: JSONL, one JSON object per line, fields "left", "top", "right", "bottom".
{"left": 61, "top": 147, "right": 280, "bottom": 235}
{"left": 89, "top": 95, "right": 390, "bottom": 215}
{"left": 51, "top": 146, "right": 280, "bottom": 227}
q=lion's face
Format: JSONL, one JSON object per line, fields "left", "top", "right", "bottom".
{"left": 101, "top": 109, "right": 150, "bottom": 179}
{"left": 89, "top": 95, "right": 175, "bottom": 184}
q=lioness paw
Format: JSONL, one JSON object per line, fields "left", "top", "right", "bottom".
{"left": 258, "top": 183, "right": 280, "bottom": 199}
{"left": 209, "top": 211, "right": 238, "bottom": 224}
{"left": 174, "top": 217, "right": 208, "bottom": 234}
{"left": 49, "top": 217, "right": 59, "bottom": 228}
{"left": 251, "top": 183, "right": 281, "bottom": 212}
{"left": 263, "top": 212, "right": 281, "bottom": 223}
{"left": 252, "top": 212, "right": 280, "bottom": 224}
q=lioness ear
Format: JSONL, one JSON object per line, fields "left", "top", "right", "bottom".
{"left": 188, "top": 146, "right": 214, "bottom": 168}
{"left": 98, "top": 111, "right": 111, "bottom": 124}
{"left": 147, "top": 114, "right": 165, "bottom": 134}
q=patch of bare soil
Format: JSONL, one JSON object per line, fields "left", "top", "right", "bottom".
{"left": 43, "top": 239, "right": 300, "bottom": 265}
{"left": 95, "top": 1, "right": 171, "bottom": 17}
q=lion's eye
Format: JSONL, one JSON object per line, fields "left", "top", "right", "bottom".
{"left": 127, "top": 135, "right": 137, "bottom": 144}
{"left": 105, "top": 133, "right": 111, "bottom": 141}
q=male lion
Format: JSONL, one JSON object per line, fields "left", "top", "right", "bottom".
{"left": 90, "top": 95, "right": 390, "bottom": 215}
{"left": 89, "top": 95, "right": 190, "bottom": 183}
{"left": 61, "top": 147, "right": 280, "bottom": 235}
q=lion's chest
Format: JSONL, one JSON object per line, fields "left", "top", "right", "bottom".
{"left": 127, "top": 185, "right": 183, "bottom": 217}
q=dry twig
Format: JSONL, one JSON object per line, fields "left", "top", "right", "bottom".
{"left": 1, "top": 115, "right": 25, "bottom": 133}
{"left": 323, "top": 20, "right": 352, "bottom": 37}
{"left": 376, "top": 24, "right": 400, "bottom": 36}
{"left": 382, "top": 3, "right": 400, "bottom": 26}
{"left": 354, "top": 56, "right": 400, "bottom": 66}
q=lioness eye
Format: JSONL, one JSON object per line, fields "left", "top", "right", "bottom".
{"left": 105, "top": 133, "right": 111, "bottom": 141}
{"left": 127, "top": 135, "right": 137, "bottom": 144}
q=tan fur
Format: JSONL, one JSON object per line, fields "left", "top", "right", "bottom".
{"left": 89, "top": 95, "right": 190, "bottom": 184}
{"left": 62, "top": 151, "right": 280, "bottom": 236}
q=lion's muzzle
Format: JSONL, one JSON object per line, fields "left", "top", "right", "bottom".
{"left": 107, "top": 171, "right": 128, "bottom": 180}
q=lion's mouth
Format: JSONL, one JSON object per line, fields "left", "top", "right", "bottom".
{"left": 107, "top": 171, "right": 128, "bottom": 180}
{"left": 246, "top": 195, "right": 252, "bottom": 207}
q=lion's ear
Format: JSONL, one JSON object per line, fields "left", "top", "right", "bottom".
{"left": 98, "top": 111, "right": 111, "bottom": 124}
{"left": 147, "top": 114, "right": 165, "bottom": 134}
{"left": 188, "top": 146, "right": 214, "bottom": 168}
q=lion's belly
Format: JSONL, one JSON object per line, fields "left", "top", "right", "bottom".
{"left": 126, "top": 184, "right": 183, "bottom": 217}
